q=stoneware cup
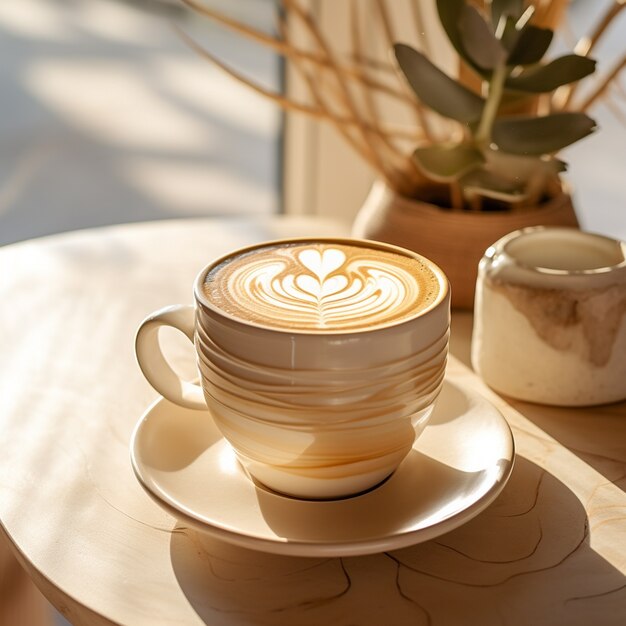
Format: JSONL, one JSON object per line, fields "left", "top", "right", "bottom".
{"left": 472, "top": 226, "right": 626, "bottom": 406}
{"left": 135, "top": 238, "right": 450, "bottom": 499}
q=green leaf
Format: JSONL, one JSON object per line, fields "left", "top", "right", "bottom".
{"left": 506, "top": 55, "right": 597, "bottom": 92}
{"left": 436, "top": 0, "right": 484, "bottom": 74}
{"left": 459, "top": 5, "right": 506, "bottom": 69}
{"left": 484, "top": 150, "right": 567, "bottom": 195}
{"left": 485, "top": 149, "right": 567, "bottom": 177}
{"left": 492, "top": 113, "right": 597, "bottom": 154}
{"left": 462, "top": 168, "right": 527, "bottom": 202}
{"left": 413, "top": 144, "right": 485, "bottom": 181}
{"left": 461, "top": 151, "right": 566, "bottom": 203}
{"left": 436, "top": 0, "right": 466, "bottom": 57}
{"left": 491, "top": 0, "right": 524, "bottom": 28}
{"left": 394, "top": 44, "right": 485, "bottom": 123}
{"left": 507, "top": 25, "right": 553, "bottom": 65}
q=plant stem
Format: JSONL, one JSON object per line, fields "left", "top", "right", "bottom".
{"left": 475, "top": 63, "right": 509, "bottom": 145}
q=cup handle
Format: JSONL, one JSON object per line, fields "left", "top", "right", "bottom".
{"left": 135, "top": 304, "right": 207, "bottom": 410}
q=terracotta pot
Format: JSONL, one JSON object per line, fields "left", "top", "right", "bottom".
{"left": 352, "top": 181, "right": 579, "bottom": 309}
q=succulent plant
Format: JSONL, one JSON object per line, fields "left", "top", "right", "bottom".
{"left": 394, "top": 0, "right": 597, "bottom": 206}
{"left": 182, "top": 0, "right": 624, "bottom": 211}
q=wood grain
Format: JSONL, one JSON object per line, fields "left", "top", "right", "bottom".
{"left": 0, "top": 218, "right": 624, "bottom": 625}
{"left": 0, "top": 539, "right": 53, "bottom": 626}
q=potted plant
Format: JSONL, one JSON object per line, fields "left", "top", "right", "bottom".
{"left": 181, "top": 0, "right": 624, "bottom": 307}
{"left": 354, "top": 0, "right": 600, "bottom": 307}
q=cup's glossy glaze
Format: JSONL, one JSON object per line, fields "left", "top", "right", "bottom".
{"left": 136, "top": 238, "right": 450, "bottom": 499}
{"left": 472, "top": 227, "right": 626, "bottom": 406}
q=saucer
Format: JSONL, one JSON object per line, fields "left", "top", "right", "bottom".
{"left": 130, "top": 379, "right": 514, "bottom": 557}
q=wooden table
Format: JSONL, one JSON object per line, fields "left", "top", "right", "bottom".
{"left": 1, "top": 218, "right": 624, "bottom": 626}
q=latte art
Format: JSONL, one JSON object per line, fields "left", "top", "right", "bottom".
{"left": 204, "top": 242, "right": 441, "bottom": 331}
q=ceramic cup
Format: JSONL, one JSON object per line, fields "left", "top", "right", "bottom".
{"left": 135, "top": 238, "right": 450, "bottom": 499}
{"left": 472, "top": 226, "right": 626, "bottom": 406}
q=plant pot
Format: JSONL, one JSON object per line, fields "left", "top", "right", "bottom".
{"left": 352, "top": 180, "right": 579, "bottom": 309}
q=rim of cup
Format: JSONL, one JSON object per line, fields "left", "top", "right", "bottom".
{"left": 192, "top": 237, "right": 450, "bottom": 336}
{"left": 488, "top": 226, "right": 626, "bottom": 276}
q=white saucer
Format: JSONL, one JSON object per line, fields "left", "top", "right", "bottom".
{"left": 130, "top": 379, "right": 514, "bottom": 557}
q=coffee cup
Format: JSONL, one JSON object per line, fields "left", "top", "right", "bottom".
{"left": 135, "top": 238, "right": 450, "bottom": 499}
{"left": 472, "top": 227, "right": 626, "bottom": 406}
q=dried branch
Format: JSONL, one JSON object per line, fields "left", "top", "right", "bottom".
{"left": 613, "top": 73, "right": 626, "bottom": 100}
{"left": 532, "top": 0, "right": 570, "bottom": 30}
{"left": 374, "top": 0, "right": 395, "bottom": 50}
{"left": 349, "top": 54, "right": 396, "bottom": 74}
{"left": 604, "top": 89, "right": 626, "bottom": 126}
{"left": 176, "top": 26, "right": 418, "bottom": 142}
{"left": 349, "top": 3, "right": 385, "bottom": 143}
{"left": 177, "top": 27, "right": 319, "bottom": 114}
{"left": 558, "top": 1, "right": 626, "bottom": 108}
{"left": 345, "top": 71, "right": 421, "bottom": 109}
{"left": 277, "top": 11, "right": 396, "bottom": 187}
{"left": 574, "top": 1, "right": 625, "bottom": 57}
{"left": 578, "top": 54, "right": 626, "bottom": 111}
{"left": 283, "top": 0, "right": 394, "bottom": 184}
{"left": 349, "top": 0, "right": 421, "bottom": 190}
{"left": 409, "top": 0, "right": 432, "bottom": 57}
{"left": 558, "top": 12, "right": 578, "bottom": 48}
{"left": 180, "top": 0, "right": 419, "bottom": 112}
{"left": 374, "top": 0, "right": 436, "bottom": 140}
{"left": 179, "top": 0, "right": 618, "bottom": 203}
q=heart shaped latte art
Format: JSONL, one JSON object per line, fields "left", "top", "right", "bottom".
{"left": 205, "top": 243, "right": 438, "bottom": 331}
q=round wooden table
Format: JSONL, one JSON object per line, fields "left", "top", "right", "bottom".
{"left": 1, "top": 218, "right": 625, "bottom": 625}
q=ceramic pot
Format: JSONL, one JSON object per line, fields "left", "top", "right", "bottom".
{"left": 352, "top": 180, "right": 579, "bottom": 309}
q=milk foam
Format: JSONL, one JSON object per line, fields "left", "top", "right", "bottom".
{"left": 203, "top": 242, "right": 440, "bottom": 331}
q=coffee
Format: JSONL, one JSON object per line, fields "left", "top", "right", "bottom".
{"left": 136, "top": 237, "right": 450, "bottom": 498}
{"left": 203, "top": 241, "right": 441, "bottom": 332}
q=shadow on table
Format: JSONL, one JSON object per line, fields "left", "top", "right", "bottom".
{"left": 169, "top": 456, "right": 625, "bottom": 626}
{"left": 506, "top": 397, "right": 626, "bottom": 496}
{"left": 450, "top": 312, "right": 625, "bottom": 495}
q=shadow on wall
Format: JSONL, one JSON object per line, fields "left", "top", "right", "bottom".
{"left": 0, "top": 0, "right": 281, "bottom": 246}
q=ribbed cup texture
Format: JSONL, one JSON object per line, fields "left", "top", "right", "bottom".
{"left": 195, "top": 310, "right": 448, "bottom": 499}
